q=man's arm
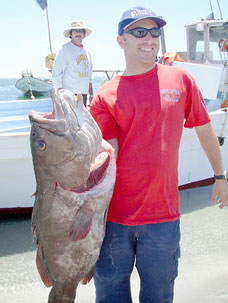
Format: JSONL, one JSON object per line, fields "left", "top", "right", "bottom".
{"left": 88, "top": 83, "right": 94, "bottom": 104}
{"left": 195, "top": 122, "right": 228, "bottom": 208}
{"left": 52, "top": 49, "right": 64, "bottom": 88}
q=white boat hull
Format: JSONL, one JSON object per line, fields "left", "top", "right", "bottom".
{"left": 0, "top": 105, "right": 227, "bottom": 212}
{"left": 0, "top": 98, "right": 52, "bottom": 213}
{"left": 0, "top": 132, "right": 34, "bottom": 209}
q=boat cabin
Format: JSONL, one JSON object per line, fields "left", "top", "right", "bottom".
{"left": 170, "top": 19, "right": 228, "bottom": 103}
{"left": 185, "top": 19, "right": 228, "bottom": 66}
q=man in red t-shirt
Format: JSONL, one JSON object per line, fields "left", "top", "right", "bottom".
{"left": 90, "top": 7, "right": 228, "bottom": 303}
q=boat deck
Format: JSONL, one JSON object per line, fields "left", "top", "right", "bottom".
{"left": 0, "top": 185, "right": 228, "bottom": 303}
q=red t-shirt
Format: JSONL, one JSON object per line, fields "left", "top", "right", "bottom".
{"left": 90, "top": 64, "right": 210, "bottom": 225}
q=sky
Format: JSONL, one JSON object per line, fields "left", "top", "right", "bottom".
{"left": 1, "top": 0, "right": 228, "bottom": 78}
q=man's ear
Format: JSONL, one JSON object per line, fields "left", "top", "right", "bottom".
{"left": 117, "top": 35, "right": 124, "bottom": 49}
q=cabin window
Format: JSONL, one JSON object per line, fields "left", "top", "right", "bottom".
{"left": 208, "top": 26, "right": 228, "bottom": 63}
{"left": 188, "top": 28, "right": 205, "bottom": 63}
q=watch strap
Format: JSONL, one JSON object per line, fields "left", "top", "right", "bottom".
{"left": 214, "top": 171, "right": 228, "bottom": 180}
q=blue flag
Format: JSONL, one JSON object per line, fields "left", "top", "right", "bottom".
{"left": 36, "top": 0, "right": 47, "bottom": 10}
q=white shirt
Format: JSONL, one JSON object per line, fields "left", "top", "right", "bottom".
{"left": 52, "top": 41, "right": 93, "bottom": 94}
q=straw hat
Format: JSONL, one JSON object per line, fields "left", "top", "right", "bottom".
{"left": 63, "top": 22, "right": 92, "bottom": 38}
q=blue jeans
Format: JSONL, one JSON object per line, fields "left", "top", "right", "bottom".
{"left": 94, "top": 221, "right": 180, "bottom": 303}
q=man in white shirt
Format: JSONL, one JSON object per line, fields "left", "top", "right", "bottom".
{"left": 52, "top": 22, "right": 94, "bottom": 107}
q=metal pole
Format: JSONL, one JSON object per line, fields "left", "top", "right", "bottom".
{"left": 209, "top": 0, "right": 213, "bottom": 14}
{"left": 216, "top": 0, "right": 223, "bottom": 19}
{"left": 46, "top": 7, "right": 52, "bottom": 53}
{"left": 160, "top": 28, "right": 166, "bottom": 54}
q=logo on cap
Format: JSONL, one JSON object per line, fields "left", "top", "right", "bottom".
{"left": 131, "top": 9, "right": 153, "bottom": 18}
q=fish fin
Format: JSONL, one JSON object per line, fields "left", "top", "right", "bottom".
{"left": 69, "top": 204, "right": 93, "bottom": 241}
{"left": 36, "top": 248, "right": 52, "bottom": 287}
{"left": 31, "top": 206, "right": 38, "bottom": 241}
{"left": 80, "top": 267, "right": 95, "bottom": 285}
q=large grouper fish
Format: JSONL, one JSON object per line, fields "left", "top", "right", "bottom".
{"left": 29, "top": 88, "right": 116, "bottom": 303}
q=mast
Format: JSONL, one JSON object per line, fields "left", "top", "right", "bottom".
{"left": 36, "top": 0, "right": 52, "bottom": 53}
{"left": 45, "top": 6, "right": 52, "bottom": 53}
{"left": 160, "top": 28, "right": 166, "bottom": 54}
{"left": 216, "top": 0, "right": 223, "bottom": 19}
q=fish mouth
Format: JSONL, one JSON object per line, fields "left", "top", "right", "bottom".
{"left": 29, "top": 88, "right": 81, "bottom": 134}
{"left": 29, "top": 111, "right": 55, "bottom": 123}
{"left": 29, "top": 105, "right": 69, "bottom": 135}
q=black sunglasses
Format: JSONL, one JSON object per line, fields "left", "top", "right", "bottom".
{"left": 71, "top": 29, "right": 85, "bottom": 35}
{"left": 124, "top": 27, "right": 162, "bottom": 38}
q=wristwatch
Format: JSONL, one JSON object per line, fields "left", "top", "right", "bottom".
{"left": 214, "top": 171, "right": 228, "bottom": 180}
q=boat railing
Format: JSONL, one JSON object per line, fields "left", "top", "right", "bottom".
{"left": 93, "top": 70, "right": 122, "bottom": 80}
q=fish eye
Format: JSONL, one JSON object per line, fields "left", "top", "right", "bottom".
{"left": 37, "top": 140, "right": 46, "bottom": 151}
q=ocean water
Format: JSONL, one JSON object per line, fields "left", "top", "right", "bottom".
{"left": 0, "top": 78, "right": 23, "bottom": 101}
{"left": 0, "top": 76, "right": 105, "bottom": 101}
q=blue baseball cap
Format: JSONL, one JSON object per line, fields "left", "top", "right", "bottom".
{"left": 118, "top": 7, "right": 166, "bottom": 35}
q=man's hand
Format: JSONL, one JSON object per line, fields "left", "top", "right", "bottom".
{"left": 211, "top": 180, "right": 228, "bottom": 208}
{"left": 76, "top": 93, "right": 84, "bottom": 105}
{"left": 89, "top": 95, "right": 94, "bottom": 103}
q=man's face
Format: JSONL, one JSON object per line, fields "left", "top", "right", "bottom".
{"left": 117, "top": 19, "right": 160, "bottom": 72}
{"left": 71, "top": 29, "right": 85, "bottom": 45}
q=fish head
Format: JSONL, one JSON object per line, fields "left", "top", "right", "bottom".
{"left": 29, "top": 88, "right": 102, "bottom": 190}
